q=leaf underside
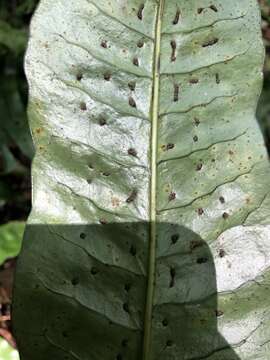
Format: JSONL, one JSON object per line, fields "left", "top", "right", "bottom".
{"left": 13, "top": 1, "right": 270, "bottom": 360}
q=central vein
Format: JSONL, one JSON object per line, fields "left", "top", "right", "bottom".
{"left": 143, "top": 1, "right": 164, "bottom": 359}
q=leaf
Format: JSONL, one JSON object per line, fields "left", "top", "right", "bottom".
{"left": 0, "top": 74, "right": 34, "bottom": 160}
{"left": 257, "top": 80, "right": 270, "bottom": 149}
{"left": 0, "top": 180, "right": 13, "bottom": 202}
{"left": 0, "top": 338, "right": 19, "bottom": 360}
{"left": 0, "top": 20, "right": 27, "bottom": 55}
{"left": 13, "top": 1, "right": 270, "bottom": 359}
{"left": 0, "top": 222, "right": 25, "bottom": 265}
{"left": 15, "top": 0, "right": 40, "bottom": 16}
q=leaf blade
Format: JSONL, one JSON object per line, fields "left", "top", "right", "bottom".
{"left": 13, "top": 1, "right": 270, "bottom": 360}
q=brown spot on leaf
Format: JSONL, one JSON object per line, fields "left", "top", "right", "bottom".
{"left": 189, "top": 78, "right": 199, "bottom": 84}
{"left": 196, "top": 163, "right": 203, "bottom": 171}
{"left": 171, "top": 234, "right": 179, "bottom": 244}
{"left": 219, "top": 196, "right": 225, "bottom": 204}
{"left": 126, "top": 190, "right": 138, "bottom": 203}
{"left": 129, "top": 97, "right": 137, "bottom": 108}
{"left": 128, "top": 148, "right": 137, "bottom": 157}
{"left": 170, "top": 40, "right": 177, "bottom": 62}
{"left": 130, "top": 245, "right": 137, "bottom": 256}
{"left": 219, "top": 249, "right": 226, "bottom": 258}
{"left": 80, "top": 102, "right": 87, "bottom": 111}
{"left": 133, "top": 57, "right": 139, "bottom": 66}
{"left": 76, "top": 72, "right": 83, "bottom": 81}
{"left": 124, "top": 283, "right": 131, "bottom": 292}
{"left": 123, "top": 303, "right": 130, "bottom": 313}
{"left": 101, "top": 40, "right": 108, "bottom": 48}
{"left": 137, "top": 4, "right": 144, "bottom": 20}
{"left": 137, "top": 39, "right": 144, "bottom": 48}
{"left": 162, "top": 319, "right": 169, "bottom": 326}
{"left": 99, "top": 117, "right": 107, "bottom": 126}
{"left": 91, "top": 267, "right": 99, "bottom": 275}
{"left": 210, "top": 5, "right": 218, "bottom": 12}
{"left": 169, "top": 192, "right": 176, "bottom": 201}
{"left": 169, "top": 267, "right": 176, "bottom": 288}
{"left": 128, "top": 81, "right": 136, "bottom": 91}
{"left": 99, "top": 219, "right": 108, "bottom": 225}
{"left": 173, "top": 83, "right": 179, "bottom": 102}
{"left": 198, "top": 208, "right": 204, "bottom": 215}
{"left": 194, "top": 118, "right": 200, "bottom": 126}
{"left": 215, "top": 310, "right": 224, "bottom": 317}
{"left": 104, "top": 72, "right": 111, "bottom": 81}
{"left": 166, "top": 340, "right": 173, "bottom": 347}
{"left": 202, "top": 37, "right": 219, "bottom": 47}
{"left": 172, "top": 9, "right": 181, "bottom": 25}
{"left": 190, "top": 240, "right": 204, "bottom": 251}
{"left": 166, "top": 143, "right": 175, "bottom": 150}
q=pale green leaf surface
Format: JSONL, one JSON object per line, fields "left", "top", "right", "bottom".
{"left": 0, "top": 338, "right": 19, "bottom": 360}
{"left": 13, "top": 1, "right": 270, "bottom": 359}
{"left": 0, "top": 222, "right": 25, "bottom": 265}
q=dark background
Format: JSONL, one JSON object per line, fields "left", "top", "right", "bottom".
{"left": 0, "top": 0, "right": 270, "bottom": 355}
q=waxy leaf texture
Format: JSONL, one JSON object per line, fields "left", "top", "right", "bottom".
{"left": 13, "top": 1, "right": 270, "bottom": 359}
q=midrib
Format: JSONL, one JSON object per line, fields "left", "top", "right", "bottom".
{"left": 143, "top": 1, "right": 164, "bottom": 359}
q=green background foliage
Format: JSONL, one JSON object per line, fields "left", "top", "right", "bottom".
{"left": 0, "top": 2, "right": 39, "bottom": 358}
{"left": 258, "top": 0, "right": 270, "bottom": 147}
{"left": 0, "top": 222, "right": 24, "bottom": 265}
{"left": 0, "top": 0, "right": 37, "bottom": 228}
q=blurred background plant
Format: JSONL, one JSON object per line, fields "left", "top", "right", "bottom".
{"left": 0, "top": 0, "right": 270, "bottom": 358}
{"left": 0, "top": 1, "right": 38, "bottom": 357}
{"left": 259, "top": 0, "right": 270, "bottom": 151}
